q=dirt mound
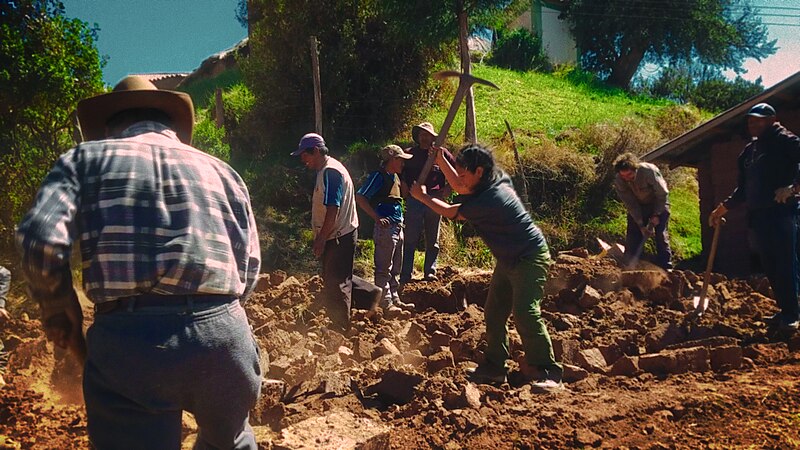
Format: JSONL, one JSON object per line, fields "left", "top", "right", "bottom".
{"left": 1, "top": 254, "right": 799, "bottom": 448}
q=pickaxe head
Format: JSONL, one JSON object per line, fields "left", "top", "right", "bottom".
{"left": 433, "top": 70, "right": 500, "bottom": 90}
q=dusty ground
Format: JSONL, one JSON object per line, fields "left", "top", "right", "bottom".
{"left": 1, "top": 251, "right": 799, "bottom": 449}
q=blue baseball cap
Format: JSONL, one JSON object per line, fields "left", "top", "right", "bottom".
{"left": 746, "top": 103, "right": 776, "bottom": 118}
{"left": 292, "top": 133, "right": 325, "bottom": 156}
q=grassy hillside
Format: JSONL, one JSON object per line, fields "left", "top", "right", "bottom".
{"left": 417, "top": 64, "right": 701, "bottom": 263}
{"left": 427, "top": 65, "right": 672, "bottom": 141}
{"left": 192, "top": 63, "right": 704, "bottom": 272}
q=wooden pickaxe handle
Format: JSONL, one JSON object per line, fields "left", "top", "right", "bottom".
{"left": 416, "top": 71, "right": 499, "bottom": 185}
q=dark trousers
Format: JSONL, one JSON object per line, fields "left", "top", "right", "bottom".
{"left": 625, "top": 210, "right": 672, "bottom": 269}
{"left": 321, "top": 230, "right": 382, "bottom": 328}
{"left": 84, "top": 298, "right": 261, "bottom": 449}
{"left": 750, "top": 206, "right": 799, "bottom": 321}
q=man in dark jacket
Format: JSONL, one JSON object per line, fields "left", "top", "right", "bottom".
{"left": 710, "top": 103, "right": 800, "bottom": 331}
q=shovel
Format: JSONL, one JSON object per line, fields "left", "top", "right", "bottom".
{"left": 692, "top": 218, "right": 725, "bottom": 317}
{"left": 625, "top": 223, "right": 655, "bottom": 270}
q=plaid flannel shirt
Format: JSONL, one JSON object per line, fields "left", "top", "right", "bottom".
{"left": 16, "top": 122, "right": 261, "bottom": 318}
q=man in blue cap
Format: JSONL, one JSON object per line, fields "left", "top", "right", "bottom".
{"left": 710, "top": 103, "right": 800, "bottom": 331}
{"left": 292, "top": 133, "right": 381, "bottom": 330}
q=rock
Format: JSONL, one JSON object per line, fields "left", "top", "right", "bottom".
{"left": 277, "top": 276, "right": 300, "bottom": 290}
{"left": 639, "top": 347, "right": 709, "bottom": 375}
{"left": 710, "top": 346, "right": 742, "bottom": 372}
{"left": 322, "top": 372, "right": 352, "bottom": 396}
{"left": 427, "top": 350, "right": 455, "bottom": 373}
{"left": 254, "top": 273, "right": 271, "bottom": 292}
{"left": 562, "top": 363, "right": 589, "bottom": 382}
{"left": 551, "top": 313, "right": 581, "bottom": 331}
{"left": 366, "top": 370, "right": 423, "bottom": 405}
{"left": 260, "top": 379, "right": 286, "bottom": 408}
{"left": 609, "top": 355, "right": 640, "bottom": 377}
{"left": 444, "top": 382, "right": 482, "bottom": 410}
{"left": 578, "top": 285, "right": 603, "bottom": 309}
{"left": 574, "top": 428, "right": 602, "bottom": 447}
{"left": 553, "top": 339, "right": 581, "bottom": 365}
{"left": 355, "top": 338, "right": 376, "bottom": 361}
{"left": 621, "top": 270, "right": 667, "bottom": 296}
{"left": 576, "top": 348, "right": 607, "bottom": 373}
{"left": 274, "top": 411, "right": 390, "bottom": 450}
{"left": 645, "top": 323, "right": 687, "bottom": 353}
{"left": 270, "top": 270, "right": 287, "bottom": 286}
{"left": 338, "top": 346, "right": 354, "bottom": 360}
{"left": 556, "top": 254, "right": 586, "bottom": 265}
{"left": 373, "top": 338, "right": 402, "bottom": 358}
{"left": 403, "top": 350, "right": 427, "bottom": 367}
{"left": 430, "top": 330, "right": 452, "bottom": 349}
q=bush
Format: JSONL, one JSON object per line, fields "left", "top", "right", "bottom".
{"left": 192, "top": 110, "right": 231, "bottom": 161}
{"left": 488, "top": 28, "right": 549, "bottom": 72}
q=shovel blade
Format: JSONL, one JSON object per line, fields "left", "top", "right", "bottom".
{"left": 692, "top": 295, "right": 709, "bottom": 315}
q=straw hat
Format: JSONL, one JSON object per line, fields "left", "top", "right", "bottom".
{"left": 77, "top": 76, "right": 194, "bottom": 144}
{"left": 411, "top": 122, "right": 438, "bottom": 144}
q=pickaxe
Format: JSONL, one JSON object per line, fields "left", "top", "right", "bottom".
{"left": 416, "top": 70, "right": 500, "bottom": 183}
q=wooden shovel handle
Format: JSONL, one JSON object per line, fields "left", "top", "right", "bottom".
{"left": 699, "top": 219, "right": 724, "bottom": 299}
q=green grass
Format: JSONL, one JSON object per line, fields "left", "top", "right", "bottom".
{"left": 178, "top": 67, "right": 243, "bottom": 109}
{"left": 427, "top": 65, "right": 671, "bottom": 141}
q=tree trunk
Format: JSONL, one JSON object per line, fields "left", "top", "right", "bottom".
{"left": 607, "top": 41, "right": 646, "bottom": 89}
{"left": 458, "top": 6, "right": 476, "bottom": 143}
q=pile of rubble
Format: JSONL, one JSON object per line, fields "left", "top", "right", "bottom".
{"left": 1, "top": 251, "right": 799, "bottom": 449}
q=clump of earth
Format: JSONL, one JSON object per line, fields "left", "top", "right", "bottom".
{"left": 1, "top": 251, "right": 798, "bottom": 449}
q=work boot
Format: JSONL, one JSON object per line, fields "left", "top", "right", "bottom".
{"left": 423, "top": 273, "right": 438, "bottom": 282}
{"left": 466, "top": 364, "right": 507, "bottom": 385}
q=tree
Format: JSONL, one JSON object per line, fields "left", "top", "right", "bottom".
{"left": 236, "top": 0, "right": 523, "bottom": 158}
{"left": 640, "top": 62, "right": 764, "bottom": 112}
{"left": 562, "top": 0, "right": 776, "bottom": 89}
{"left": 0, "top": 0, "right": 105, "bottom": 242}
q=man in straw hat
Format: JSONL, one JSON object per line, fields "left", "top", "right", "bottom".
{"left": 400, "top": 122, "right": 455, "bottom": 284}
{"left": 17, "top": 76, "right": 263, "bottom": 448}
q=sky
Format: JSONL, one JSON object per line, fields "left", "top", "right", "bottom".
{"left": 62, "top": 0, "right": 247, "bottom": 86}
{"left": 63, "top": 0, "right": 799, "bottom": 88}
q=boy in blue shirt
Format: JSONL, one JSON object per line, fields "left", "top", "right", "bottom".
{"left": 356, "top": 145, "right": 413, "bottom": 311}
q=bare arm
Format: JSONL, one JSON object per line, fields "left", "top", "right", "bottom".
{"left": 410, "top": 182, "right": 463, "bottom": 220}
{"left": 313, "top": 205, "right": 339, "bottom": 258}
{"left": 433, "top": 147, "right": 470, "bottom": 195}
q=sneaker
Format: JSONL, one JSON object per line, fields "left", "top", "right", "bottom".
{"left": 394, "top": 299, "right": 416, "bottom": 311}
{"left": 530, "top": 379, "right": 564, "bottom": 394}
{"left": 465, "top": 364, "right": 507, "bottom": 385}
{"left": 423, "top": 274, "right": 438, "bottom": 282}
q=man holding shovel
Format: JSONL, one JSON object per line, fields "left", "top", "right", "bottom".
{"left": 16, "top": 76, "right": 263, "bottom": 448}
{"left": 710, "top": 103, "right": 800, "bottom": 331}
{"left": 613, "top": 152, "right": 673, "bottom": 270}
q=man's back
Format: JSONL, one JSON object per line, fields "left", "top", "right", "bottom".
{"left": 17, "top": 121, "right": 260, "bottom": 304}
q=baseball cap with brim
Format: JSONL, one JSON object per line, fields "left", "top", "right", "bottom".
{"left": 746, "top": 103, "right": 776, "bottom": 118}
{"left": 412, "top": 122, "right": 438, "bottom": 144}
{"left": 292, "top": 133, "right": 326, "bottom": 156}
{"left": 77, "top": 76, "right": 194, "bottom": 144}
{"left": 381, "top": 144, "right": 413, "bottom": 161}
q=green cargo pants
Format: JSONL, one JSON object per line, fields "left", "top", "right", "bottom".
{"left": 483, "top": 245, "right": 560, "bottom": 370}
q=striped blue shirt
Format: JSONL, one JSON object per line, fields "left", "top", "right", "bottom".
{"left": 16, "top": 121, "right": 261, "bottom": 317}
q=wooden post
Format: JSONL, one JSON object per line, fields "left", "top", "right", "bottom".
{"left": 458, "top": 7, "right": 476, "bottom": 144}
{"left": 214, "top": 88, "right": 224, "bottom": 128}
{"left": 505, "top": 119, "right": 531, "bottom": 212}
{"left": 309, "top": 36, "right": 323, "bottom": 135}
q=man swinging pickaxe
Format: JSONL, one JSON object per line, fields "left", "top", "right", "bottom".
{"left": 416, "top": 70, "right": 500, "bottom": 182}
